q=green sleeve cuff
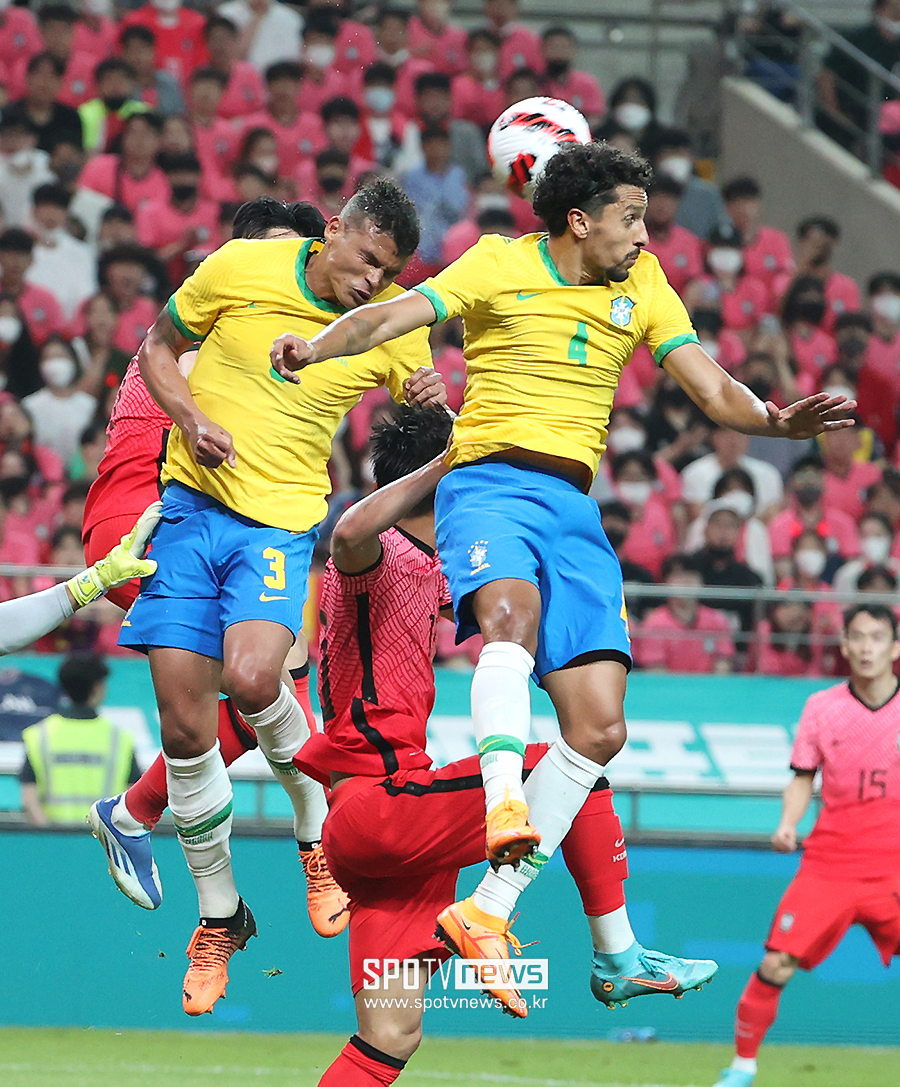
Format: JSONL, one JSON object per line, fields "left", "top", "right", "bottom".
{"left": 653, "top": 332, "right": 700, "bottom": 367}
{"left": 412, "top": 284, "right": 448, "bottom": 324}
{"left": 167, "top": 295, "right": 204, "bottom": 342}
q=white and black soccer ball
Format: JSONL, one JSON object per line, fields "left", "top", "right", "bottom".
{"left": 487, "top": 96, "right": 592, "bottom": 198}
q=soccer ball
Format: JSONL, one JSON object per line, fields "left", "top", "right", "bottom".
{"left": 487, "top": 96, "right": 592, "bottom": 198}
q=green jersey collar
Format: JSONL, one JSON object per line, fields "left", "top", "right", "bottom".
{"left": 295, "top": 238, "right": 347, "bottom": 315}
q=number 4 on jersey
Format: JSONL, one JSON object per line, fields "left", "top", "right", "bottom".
{"left": 568, "top": 322, "right": 588, "bottom": 366}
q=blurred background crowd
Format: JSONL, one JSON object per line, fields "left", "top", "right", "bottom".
{"left": 0, "top": 0, "right": 898, "bottom": 676}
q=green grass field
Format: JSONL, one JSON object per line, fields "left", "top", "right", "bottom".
{"left": 1, "top": 1029, "right": 898, "bottom": 1087}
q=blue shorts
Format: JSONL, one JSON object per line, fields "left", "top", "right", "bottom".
{"left": 119, "top": 482, "right": 317, "bottom": 660}
{"left": 435, "top": 460, "right": 631, "bottom": 680}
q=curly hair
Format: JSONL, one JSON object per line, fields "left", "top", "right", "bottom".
{"left": 342, "top": 176, "right": 420, "bottom": 259}
{"left": 532, "top": 142, "right": 653, "bottom": 237}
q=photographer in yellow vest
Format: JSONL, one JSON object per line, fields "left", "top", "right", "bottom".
{"left": 20, "top": 654, "right": 138, "bottom": 826}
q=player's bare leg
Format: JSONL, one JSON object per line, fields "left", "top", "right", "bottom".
{"left": 470, "top": 578, "right": 543, "bottom": 865}
{"left": 150, "top": 646, "right": 256, "bottom": 1014}
{"left": 714, "top": 951, "right": 796, "bottom": 1086}
{"left": 319, "top": 953, "right": 430, "bottom": 1085}
{"left": 223, "top": 621, "right": 346, "bottom": 935}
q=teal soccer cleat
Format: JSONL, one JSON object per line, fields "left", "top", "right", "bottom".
{"left": 590, "top": 941, "right": 718, "bottom": 1008}
{"left": 713, "top": 1069, "right": 756, "bottom": 1087}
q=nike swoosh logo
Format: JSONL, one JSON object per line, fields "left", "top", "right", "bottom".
{"left": 620, "top": 971, "right": 680, "bottom": 992}
{"left": 259, "top": 592, "right": 290, "bottom": 602}
{"left": 517, "top": 291, "right": 541, "bottom": 300}
{"left": 461, "top": 917, "right": 472, "bottom": 931}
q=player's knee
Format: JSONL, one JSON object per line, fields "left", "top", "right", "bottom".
{"left": 223, "top": 662, "right": 281, "bottom": 714}
{"left": 360, "top": 1020, "right": 422, "bottom": 1062}
{"left": 477, "top": 601, "right": 540, "bottom": 653}
{"left": 569, "top": 716, "right": 626, "bottom": 766}
{"left": 160, "top": 717, "right": 209, "bottom": 759}
{"left": 759, "top": 950, "right": 797, "bottom": 984}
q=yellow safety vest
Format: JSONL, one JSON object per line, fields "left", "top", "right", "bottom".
{"left": 22, "top": 714, "right": 134, "bottom": 825}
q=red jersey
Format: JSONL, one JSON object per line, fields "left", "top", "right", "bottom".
{"left": 792, "top": 681, "right": 900, "bottom": 879}
{"left": 297, "top": 527, "right": 451, "bottom": 785}
{"left": 82, "top": 357, "right": 170, "bottom": 537}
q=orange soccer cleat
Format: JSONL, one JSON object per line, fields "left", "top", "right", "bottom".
{"left": 484, "top": 794, "right": 541, "bottom": 866}
{"left": 182, "top": 899, "right": 257, "bottom": 1016}
{"left": 435, "top": 897, "right": 529, "bottom": 1018}
{"left": 300, "top": 843, "right": 351, "bottom": 937}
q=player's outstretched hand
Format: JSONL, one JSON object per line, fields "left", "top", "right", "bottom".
{"left": 270, "top": 333, "right": 316, "bottom": 384}
{"left": 766, "top": 392, "right": 857, "bottom": 440}
{"left": 771, "top": 824, "right": 798, "bottom": 853}
{"left": 187, "top": 414, "right": 237, "bottom": 469}
{"left": 404, "top": 366, "right": 447, "bottom": 409}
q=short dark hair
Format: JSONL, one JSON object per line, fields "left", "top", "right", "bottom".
{"left": 98, "top": 243, "right": 150, "bottom": 284}
{"left": 649, "top": 172, "right": 684, "bottom": 198}
{"left": 62, "top": 480, "right": 91, "bottom": 505}
{"left": 0, "top": 114, "right": 37, "bottom": 136}
{"left": 38, "top": 4, "right": 78, "bottom": 26}
{"left": 722, "top": 176, "right": 761, "bottom": 202}
{"left": 316, "top": 147, "right": 349, "bottom": 171}
{"left": 265, "top": 60, "right": 303, "bottom": 83}
{"left": 303, "top": 8, "right": 340, "bottom": 38}
{"left": 713, "top": 466, "right": 756, "bottom": 499}
{"left": 599, "top": 499, "right": 632, "bottom": 523}
{"left": 467, "top": 27, "right": 500, "bottom": 49}
{"left": 157, "top": 151, "right": 201, "bottom": 175}
{"left": 844, "top": 602, "right": 899, "bottom": 638}
{"left": 122, "top": 110, "right": 164, "bottom": 136}
{"left": 231, "top": 196, "right": 325, "bottom": 239}
{"left": 868, "top": 270, "right": 900, "bottom": 295}
{"left": 370, "top": 404, "right": 453, "bottom": 507}
{"left": 662, "top": 553, "right": 702, "bottom": 580}
{"left": 860, "top": 510, "right": 893, "bottom": 534}
{"left": 415, "top": 71, "right": 451, "bottom": 96}
{"left": 94, "top": 57, "right": 133, "bottom": 83}
{"left": 342, "top": 177, "right": 420, "bottom": 259}
{"left": 609, "top": 77, "right": 657, "bottom": 114}
{"left": 475, "top": 208, "right": 516, "bottom": 232}
{"left": 120, "top": 24, "right": 155, "bottom": 48}
{"left": 190, "top": 66, "right": 228, "bottom": 88}
{"left": 0, "top": 228, "right": 35, "bottom": 255}
{"left": 790, "top": 454, "right": 825, "bottom": 476}
{"left": 533, "top": 141, "right": 652, "bottom": 237}
{"left": 364, "top": 62, "right": 397, "bottom": 87}
{"left": 610, "top": 449, "right": 657, "bottom": 481}
{"left": 27, "top": 52, "right": 65, "bottom": 79}
{"left": 204, "top": 14, "right": 238, "bottom": 38}
{"left": 421, "top": 124, "right": 450, "bottom": 144}
{"left": 857, "top": 565, "right": 898, "bottom": 593}
{"left": 101, "top": 204, "right": 133, "bottom": 225}
{"left": 797, "top": 215, "right": 839, "bottom": 240}
{"left": 377, "top": 7, "right": 409, "bottom": 25}
{"left": 542, "top": 24, "right": 575, "bottom": 43}
{"left": 58, "top": 652, "right": 109, "bottom": 706}
{"left": 32, "top": 183, "right": 70, "bottom": 209}
{"left": 321, "top": 96, "right": 360, "bottom": 124}
{"left": 834, "top": 311, "right": 872, "bottom": 334}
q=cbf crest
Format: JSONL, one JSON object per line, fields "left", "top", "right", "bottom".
{"left": 468, "top": 540, "right": 490, "bottom": 575}
{"left": 610, "top": 296, "right": 635, "bottom": 328}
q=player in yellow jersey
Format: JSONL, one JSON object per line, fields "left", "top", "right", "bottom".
{"left": 270, "top": 143, "right": 854, "bottom": 998}
{"left": 123, "top": 179, "right": 445, "bottom": 1016}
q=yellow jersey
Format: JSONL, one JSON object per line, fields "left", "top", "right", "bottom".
{"left": 164, "top": 237, "right": 431, "bottom": 532}
{"left": 413, "top": 233, "right": 697, "bottom": 479}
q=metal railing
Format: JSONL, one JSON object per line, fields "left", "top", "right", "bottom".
{"left": 729, "top": 0, "right": 900, "bottom": 176}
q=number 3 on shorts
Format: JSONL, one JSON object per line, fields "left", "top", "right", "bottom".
{"left": 263, "top": 547, "right": 286, "bottom": 590}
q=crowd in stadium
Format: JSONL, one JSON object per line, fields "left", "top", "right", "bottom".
{"left": 0, "top": 0, "right": 897, "bottom": 675}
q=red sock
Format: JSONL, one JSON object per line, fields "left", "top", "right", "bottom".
{"left": 124, "top": 699, "right": 257, "bottom": 828}
{"left": 318, "top": 1037, "right": 405, "bottom": 1085}
{"left": 560, "top": 786, "right": 628, "bottom": 915}
{"left": 735, "top": 972, "right": 783, "bottom": 1058}
{"left": 290, "top": 662, "right": 317, "bottom": 733}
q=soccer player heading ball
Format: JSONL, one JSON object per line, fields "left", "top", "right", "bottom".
{"left": 271, "top": 139, "right": 856, "bottom": 963}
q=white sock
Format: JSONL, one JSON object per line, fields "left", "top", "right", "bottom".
{"left": 471, "top": 738, "right": 604, "bottom": 921}
{"left": 241, "top": 682, "right": 328, "bottom": 843}
{"left": 472, "top": 642, "right": 534, "bottom": 811}
{"left": 589, "top": 904, "right": 636, "bottom": 955}
{"left": 165, "top": 741, "right": 239, "bottom": 919}
{"left": 0, "top": 582, "right": 72, "bottom": 655}
{"left": 111, "top": 795, "right": 147, "bottom": 835}
{"left": 732, "top": 1057, "right": 758, "bottom": 1075}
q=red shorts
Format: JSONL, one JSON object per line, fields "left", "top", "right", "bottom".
{"left": 83, "top": 513, "right": 145, "bottom": 611}
{"left": 321, "top": 743, "right": 628, "bottom": 993}
{"left": 766, "top": 867, "right": 900, "bottom": 969}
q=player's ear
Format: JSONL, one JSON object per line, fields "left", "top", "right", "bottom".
{"left": 324, "top": 216, "right": 343, "bottom": 242}
{"left": 891, "top": 639, "right": 900, "bottom": 663}
{"left": 839, "top": 637, "right": 849, "bottom": 662}
{"left": 568, "top": 207, "right": 590, "bottom": 240}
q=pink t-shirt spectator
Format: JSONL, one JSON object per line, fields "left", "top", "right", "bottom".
{"left": 334, "top": 19, "right": 377, "bottom": 74}
{"left": 16, "top": 284, "right": 66, "bottom": 348}
{"left": 113, "top": 297, "right": 159, "bottom": 357}
{"left": 712, "top": 330, "right": 748, "bottom": 373}
{"left": 8, "top": 52, "right": 96, "bottom": 107}
{"left": 742, "top": 225, "right": 794, "bottom": 291}
{"left": 613, "top": 343, "right": 661, "bottom": 409}
{"left": 441, "top": 219, "right": 480, "bottom": 265}
{"left": 78, "top": 154, "right": 171, "bottom": 213}
{"left": 755, "top": 619, "right": 825, "bottom": 676}
{"left": 298, "top": 69, "right": 362, "bottom": 117}
{"left": 635, "top": 603, "right": 734, "bottom": 672}
{"left": 0, "top": 525, "right": 41, "bottom": 602}
{"left": 73, "top": 16, "right": 118, "bottom": 64}
{"left": 621, "top": 494, "right": 676, "bottom": 579}
{"left": 135, "top": 197, "right": 222, "bottom": 257}
{"left": 822, "top": 462, "right": 883, "bottom": 521}
{"left": 408, "top": 16, "right": 467, "bottom": 75}
{"left": 689, "top": 273, "right": 771, "bottom": 332}
{"left": 866, "top": 331, "right": 900, "bottom": 393}
{"left": 295, "top": 152, "right": 376, "bottom": 202}
{"left": 646, "top": 224, "right": 703, "bottom": 295}
{"left": 217, "top": 61, "right": 266, "bottom": 121}
{"left": 545, "top": 70, "right": 605, "bottom": 119}
{"left": 433, "top": 343, "right": 466, "bottom": 414}
{"left": 394, "top": 58, "right": 437, "bottom": 119}
{"left": 768, "top": 506, "right": 861, "bottom": 560}
{"left": 239, "top": 110, "right": 324, "bottom": 175}
{"left": 120, "top": 6, "right": 208, "bottom": 86}
{"left": 790, "top": 326, "right": 837, "bottom": 380}
{"left": 451, "top": 74, "right": 505, "bottom": 130}
{"left": 192, "top": 117, "right": 240, "bottom": 179}
{"left": 496, "top": 23, "right": 542, "bottom": 81}
{"left": 824, "top": 271, "right": 861, "bottom": 330}
{"left": 0, "top": 7, "right": 41, "bottom": 74}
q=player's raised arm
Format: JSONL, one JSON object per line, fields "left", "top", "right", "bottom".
{"left": 270, "top": 290, "right": 438, "bottom": 384}
{"left": 662, "top": 341, "right": 856, "bottom": 440}
{"left": 139, "top": 307, "right": 236, "bottom": 469}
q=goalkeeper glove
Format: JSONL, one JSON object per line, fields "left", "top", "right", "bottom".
{"left": 67, "top": 501, "right": 162, "bottom": 608}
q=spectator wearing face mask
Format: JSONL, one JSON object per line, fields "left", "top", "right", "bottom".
{"left": 408, "top": 0, "right": 468, "bottom": 76}
{"left": 22, "top": 337, "right": 98, "bottom": 468}
{"left": 298, "top": 11, "right": 360, "bottom": 118}
{"left": 684, "top": 468, "right": 774, "bottom": 584}
{"left": 27, "top": 183, "right": 97, "bottom": 322}
{"left": 780, "top": 275, "right": 838, "bottom": 381}
{"left": 0, "top": 228, "right": 66, "bottom": 349}
{"left": 690, "top": 497, "right": 763, "bottom": 636}
{"left": 778, "top": 530, "right": 844, "bottom": 656}
{"left": 644, "top": 174, "right": 703, "bottom": 295}
{"left": 294, "top": 97, "right": 374, "bottom": 201}
{"left": 121, "top": 0, "right": 208, "bottom": 88}
{"left": 452, "top": 29, "right": 505, "bottom": 132}
{"left": 597, "top": 500, "right": 655, "bottom": 617}
{"left": 592, "top": 407, "right": 682, "bottom": 504}
{"left": 833, "top": 512, "right": 900, "bottom": 592}
{"left": 691, "top": 309, "right": 747, "bottom": 373}
{"left": 684, "top": 226, "right": 771, "bottom": 337}
{"left": 306, "top": 147, "right": 351, "bottom": 217}
{"left": 610, "top": 451, "right": 676, "bottom": 579}
{"left": 96, "top": 243, "right": 160, "bottom": 356}
{"left": 0, "top": 116, "right": 56, "bottom": 228}
{"left": 865, "top": 271, "right": 900, "bottom": 380}
{"left": 243, "top": 62, "right": 324, "bottom": 178}
{"left": 773, "top": 216, "right": 861, "bottom": 331}
{"left": 373, "top": 7, "right": 432, "bottom": 114}
{"left": 540, "top": 25, "right": 604, "bottom": 129}
{"left": 483, "top": 0, "right": 542, "bottom": 82}
{"left": 817, "top": 424, "right": 882, "bottom": 521}
{"left": 78, "top": 58, "right": 151, "bottom": 155}
{"left": 769, "top": 457, "right": 861, "bottom": 578}
{"left": 681, "top": 424, "right": 784, "bottom": 521}
{"left": 0, "top": 295, "right": 40, "bottom": 399}
{"left": 722, "top": 176, "right": 794, "bottom": 305}
{"left": 216, "top": 0, "right": 304, "bottom": 73}
{"left": 595, "top": 77, "right": 666, "bottom": 157}
{"left": 650, "top": 128, "right": 730, "bottom": 240}
{"left": 824, "top": 312, "right": 899, "bottom": 454}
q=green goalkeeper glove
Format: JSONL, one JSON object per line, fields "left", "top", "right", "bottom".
{"left": 67, "top": 501, "right": 162, "bottom": 608}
